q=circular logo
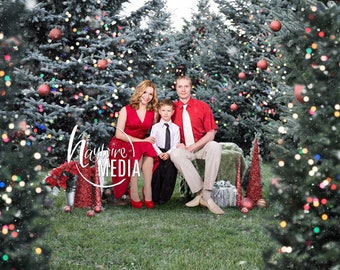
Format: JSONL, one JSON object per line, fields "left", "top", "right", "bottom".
{"left": 71, "top": 126, "right": 137, "bottom": 189}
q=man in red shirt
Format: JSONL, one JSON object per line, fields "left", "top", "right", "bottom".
{"left": 171, "top": 75, "right": 224, "bottom": 215}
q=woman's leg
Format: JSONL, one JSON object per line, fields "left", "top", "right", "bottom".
{"left": 129, "top": 158, "right": 143, "bottom": 202}
{"left": 142, "top": 156, "right": 154, "bottom": 201}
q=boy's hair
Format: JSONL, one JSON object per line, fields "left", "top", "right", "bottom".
{"left": 158, "top": 98, "right": 174, "bottom": 109}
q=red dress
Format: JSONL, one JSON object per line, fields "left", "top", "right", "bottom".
{"left": 108, "top": 105, "right": 159, "bottom": 198}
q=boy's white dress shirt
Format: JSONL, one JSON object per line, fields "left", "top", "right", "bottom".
{"left": 150, "top": 119, "right": 180, "bottom": 156}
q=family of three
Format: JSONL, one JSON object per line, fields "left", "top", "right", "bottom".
{"left": 108, "top": 76, "right": 224, "bottom": 215}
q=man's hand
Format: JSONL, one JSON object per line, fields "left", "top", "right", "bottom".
{"left": 176, "top": 143, "right": 195, "bottom": 152}
{"left": 176, "top": 143, "right": 186, "bottom": 149}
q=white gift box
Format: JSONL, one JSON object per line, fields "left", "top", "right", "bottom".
{"left": 211, "top": 180, "right": 237, "bottom": 207}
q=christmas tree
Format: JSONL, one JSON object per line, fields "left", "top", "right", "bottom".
{"left": 14, "top": 0, "right": 292, "bottom": 162}
{"left": 262, "top": 0, "right": 340, "bottom": 268}
{"left": 122, "top": 0, "right": 179, "bottom": 97}
{"left": 0, "top": 1, "right": 51, "bottom": 269}
{"left": 174, "top": 0, "right": 284, "bottom": 156}
{"left": 14, "top": 0, "right": 140, "bottom": 166}
{"left": 14, "top": 0, "right": 183, "bottom": 167}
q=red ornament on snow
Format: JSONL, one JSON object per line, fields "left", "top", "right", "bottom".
{"left": 230, "top": 103, "right": 238, "bottom": 111}
{"left": 257, "top": 59, "right": 268, "bottom": 70}
{"left": 97, "top": 59, "right": 108, "bottom": 70}
{"left": 270, "top": 20, "right": 282, "bottom": 32}
{"left": 49, "top": 28, "right": 62, "bottom": 41}
{"left": 294, "top": 84, "right": 306, "bottom": 103}
{"left": 238, "top": 72, "right": 246, "bottom": 80}
{"left": 241, "top": 197, "right": 255, "bottom": 210}
{"left": 38, "top": 84, "right": 50, "bottom": 96}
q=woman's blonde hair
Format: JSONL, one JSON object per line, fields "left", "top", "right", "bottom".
{"left": 130, "top": 80, "right": 158, "bottom": 111}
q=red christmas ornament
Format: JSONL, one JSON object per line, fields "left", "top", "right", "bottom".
{"left": 238, "top": 72, "right": 246, "bottom": 80}
{"left": 4, "top": 54, "right": 11, "bottom": 62}
{"left": 241, "top": 207, "right": 249, "bottom": 213}
{"left": 97, "top": 59, "right": 108, "bottom": 70}
{"left": 245, "top": 138, "right": 263, "bottom": 202}
{"left": 49, "top": 28, "right": 62, "bottom": 41}
{"left": 270, "top": 20, "right": 282, "bottom": 32}
{"left": 94, "top": 206, "right": 101, "bottom": 213}
{"left": 5, "top": 36, "right": 22, "bottom": 47}
{"left": 257, "top": 59, "right": 268, "bottom": 70}
{"left": 294, "top": 84, "right": 305, "bottom": 103}
{"left": 12, "top": 130, "right": 25, "bottom": 140}
{"left": 63, "top": 205, "right": 72, "bottom": 213}
{"left": 240, "top": 198, "right": 255, "bottom": 210}
{"left": 38, "top": 84, "right": 50, "bottom": 96}
{"left": 230, "top": 103, "right": 238, "bottom": 111}
{"left": 87, "top": 210, "right": 95, "bottom": 217}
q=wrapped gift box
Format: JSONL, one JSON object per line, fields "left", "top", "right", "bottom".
{"left": 211, "top": 180, "right": 237, "bottom": 207}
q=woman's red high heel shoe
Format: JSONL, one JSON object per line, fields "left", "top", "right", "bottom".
{"left": 128, "top": 189, "right": 143, "bottom": 209}
{"left": 142, "top": 188, "right": 154, "bottom": 209}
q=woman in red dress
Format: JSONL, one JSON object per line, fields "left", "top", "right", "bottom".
{"left": 108, "top": 80, "right": 159, "bottom": 208}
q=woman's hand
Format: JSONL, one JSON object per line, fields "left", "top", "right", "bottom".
{"left": 144, "top": 136, "right": 155, "bottom": 144}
